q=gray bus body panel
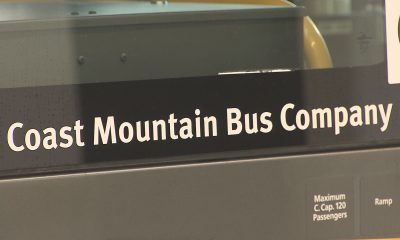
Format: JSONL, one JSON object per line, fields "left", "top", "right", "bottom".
{"left": 0, "top": 147, "right": 399, "bottom": 240}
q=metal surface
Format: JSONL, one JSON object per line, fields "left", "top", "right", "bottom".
{"left": 0, "top": 147, "right": 399, "bottom": 239}
{"left": 0, "top": 2, "right": 304, "bottom": 88}
{"left": 0, "top": 2, "right": 288, "bottom": 22}
{"left": 172, "top": 0, "right": 333, "bottom": 69}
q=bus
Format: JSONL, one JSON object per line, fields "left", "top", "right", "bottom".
{"left": 0, "top": 0, "right": 398, "bottom": 239}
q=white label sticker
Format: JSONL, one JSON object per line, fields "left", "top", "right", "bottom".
{"left": 386, "top": 0, "right": 400, "bottom": 84}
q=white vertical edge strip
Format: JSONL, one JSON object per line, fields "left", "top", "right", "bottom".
{"left": 386, "top": 0, "right": 400, "bottom": 84}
